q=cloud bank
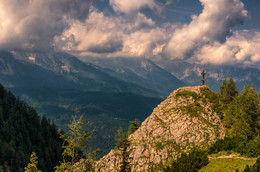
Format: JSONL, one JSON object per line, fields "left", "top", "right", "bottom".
{"left": 196, "top": 30, "right": 260, "bottom": 66}
{"left": 1, "top": 0, "right": 260, "bottom": 67}
{"left": 0, "top": 0, "right": 92, "bottom": 51}
{"left": 55, "top": 7, "right": 174, "bottom": 58}
{"left": 163, "top": 0, "right": 248, "bottom": 60}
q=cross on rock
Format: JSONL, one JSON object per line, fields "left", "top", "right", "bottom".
{"left": 201, "top": 70, "right": 206, "bottom": 85}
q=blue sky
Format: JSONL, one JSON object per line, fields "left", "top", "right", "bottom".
{"left": 0, "top": 0, "right": 260, "bottom": 68}
{"left": 93, "top": 0, "right": 260, "bottom": 30}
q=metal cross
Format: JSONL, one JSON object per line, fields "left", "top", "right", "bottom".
{"left": 201, "top": 70, "right": 206, "bottom": 85}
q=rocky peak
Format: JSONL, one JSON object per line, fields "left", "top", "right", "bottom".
{"left": 96, "top": 86, "right": 225, "bottom": 171}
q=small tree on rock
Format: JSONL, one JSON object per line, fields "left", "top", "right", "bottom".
{"left": 115, "top": 127, "right": 131, "bottom": 172}
{"left": 55, "top": 110, "right": 93, "bottom": 172}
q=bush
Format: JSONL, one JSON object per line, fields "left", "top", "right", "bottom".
{"left": 243, "top": 158, "right": 260, "bottom": 172}
{"left": 208, "top": 137, "right": 246, "bottom": 154}
{"left": 208, "top": 137, "right": 260, "bottom": 158}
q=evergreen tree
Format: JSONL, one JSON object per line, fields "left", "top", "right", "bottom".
{"left": 0, "top": 83, "right": 63, "bottom": 172}
{"left": 225, "top": 85, "right": 260, "bottom": 139}
{"left": 55, "top": 111, "right": 94, "bottom": 172}
{"left": 114, "top": 120, "right": 140, "bottom": 172}
{"left": 127, "top": 119, "right": 140, "bottom": 135}
{"left": 24, "top": 152, "right": 42, "bottom": 172}
{"left": 162, "top": 150, "right": 209, "bottom": 172}
{"left": 115, "top": 127, "right": 131, "bottom": 172}
{"left": 219, "top": 77, "right": 239, "bottom": 104}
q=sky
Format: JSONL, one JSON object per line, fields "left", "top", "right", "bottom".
{"left": 0, "top": 0, "right": 260, "bottom": 68}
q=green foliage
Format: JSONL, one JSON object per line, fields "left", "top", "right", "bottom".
{"left": 224, "top": 85, "right": 260, "bottom": 139}
{"left": 182, "top": 104, "right": 204, "bottom": 118}
{"left": 127, "top": 119, "right": 140, "bottom": 135}
{"left": 23, "top": 87, "right": 161, "bottom": 157}
{"left": 219, "top": 77, "right": 239, "bottom": 105}
{"left": 155, "top": 142, "right": 164, "bottom": 150}
{"left": 242, "top": 137, "right": 260, "bottom": 158}
{"left": 24, "top": 152, "right": 42, "bottom": 172}
{"left": 115, "top": 119, "right": 139, "bottom": 172}
{"left": 0, "top": 83, "right": 63, "bottom": 172}
{"left": 176, "top": 90, "right": 199, "bottom": 99}
{"left": 208, "top": 136, "right": 260, "bottom": 158}
{"left": 115, "top": 127, "right": 131, "bottom": 172}
{"left": 163, "top": 150, "right": 209, "bottom": 172}
{"left": 200, "top": 86, "right": 224, "bottom": 119}
{"left": 243, "top": 158, "right": 260, "bottom": 172}
{"left": 200, "top": 158, "right": 256, "bottom": 172}
{"left": 208, "top": 137, "right": 246, "bottom": 155}
{"left": 55, "top": 112, "right": 94, "bottom": 171}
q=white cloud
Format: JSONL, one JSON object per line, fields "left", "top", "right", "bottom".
{"left": 1, "top": 0, "right": 259, "bottom": 69}
{"left": 55, "top": 9, "right": 124, "bottom": 54}
{"left": 109, "top": 0, "right": 160, "bottom": 14}
{"left": 195, "top": 30, "right": 260, "bottom": 66}
{"left": 0, "top": 0, "right": 92, "bottom": 51}
{"left": 122, "top": 28, "right": 170, "bottom": 57}
{"left": 55, "top": 8, "right": 173, "bottom": 58}
{"left": 163, "top": 0, "right": 248, "bottom": 60}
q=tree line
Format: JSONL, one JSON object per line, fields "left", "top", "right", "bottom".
{"left": 0, "top": 84, "right": 63, "bottom": 171}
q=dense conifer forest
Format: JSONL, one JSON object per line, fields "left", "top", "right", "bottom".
{"left": 0, "top": 83, "right": 63, "bottom": 171}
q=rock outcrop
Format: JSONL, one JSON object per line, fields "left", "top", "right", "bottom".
{"left": 96, "top": 86, "right": 226, "bottom": 171}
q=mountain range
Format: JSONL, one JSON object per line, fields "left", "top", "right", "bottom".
{"left": 0, "top": 50, "right": 259, "bottom": 155}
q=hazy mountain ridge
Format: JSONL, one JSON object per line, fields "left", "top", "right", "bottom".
{"left": 83, "top": 57, "right": 186, "bottom": 96}
{"left": 4, "top": 51, "right": 158, "bottom": 96}
{"left": 155, "top": 59, "right": 260, "bottom": 92}
{"left": 83, "top": 57, "right": 260, "bottom": 93}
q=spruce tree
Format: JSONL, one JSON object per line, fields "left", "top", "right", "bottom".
{"left": 219, "top": 77, "right": 239, "bottom": 104}
{"left": 115, "top": 127, "right": 131, "bottom": 172}
{"left": 225, "top": 85, "right": 260, "bottom": 139}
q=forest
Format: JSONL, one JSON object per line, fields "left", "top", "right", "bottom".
{"left": 0, "top": 84, "right": 63, "bottom": 171}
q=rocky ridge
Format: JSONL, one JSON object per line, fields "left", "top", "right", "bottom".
{"left": 95, "top": 86, "right": 226, "bottom": 171}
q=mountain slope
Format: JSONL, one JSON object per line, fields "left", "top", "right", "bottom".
{"left": 10, "top": 87, "right": 162, "bottom": 155}
{"left": 96, "top": 86, "right": 225, "bottom": 171}
{"left": 1, "top": 51, "right": 158, "bottom": 96}
{"left": 83, "top": 57, "right": 186, "bottom": 96}
{"left": 0, "top": 51, "right": 73, "bottom": 89}
{"left": 0, "top": 83, "right": 63, "bottom": 172}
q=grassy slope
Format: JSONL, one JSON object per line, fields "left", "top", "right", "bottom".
{"left": 199, "top": 152, "right": 256, "bottom": 172}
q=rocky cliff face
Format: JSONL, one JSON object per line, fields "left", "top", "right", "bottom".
{"left": 96, "top": 86, "right": 226, "bottom": 171}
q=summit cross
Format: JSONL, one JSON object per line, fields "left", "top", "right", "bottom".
{"left": 201, "top": 70, "right": 206, "bottom": 85}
